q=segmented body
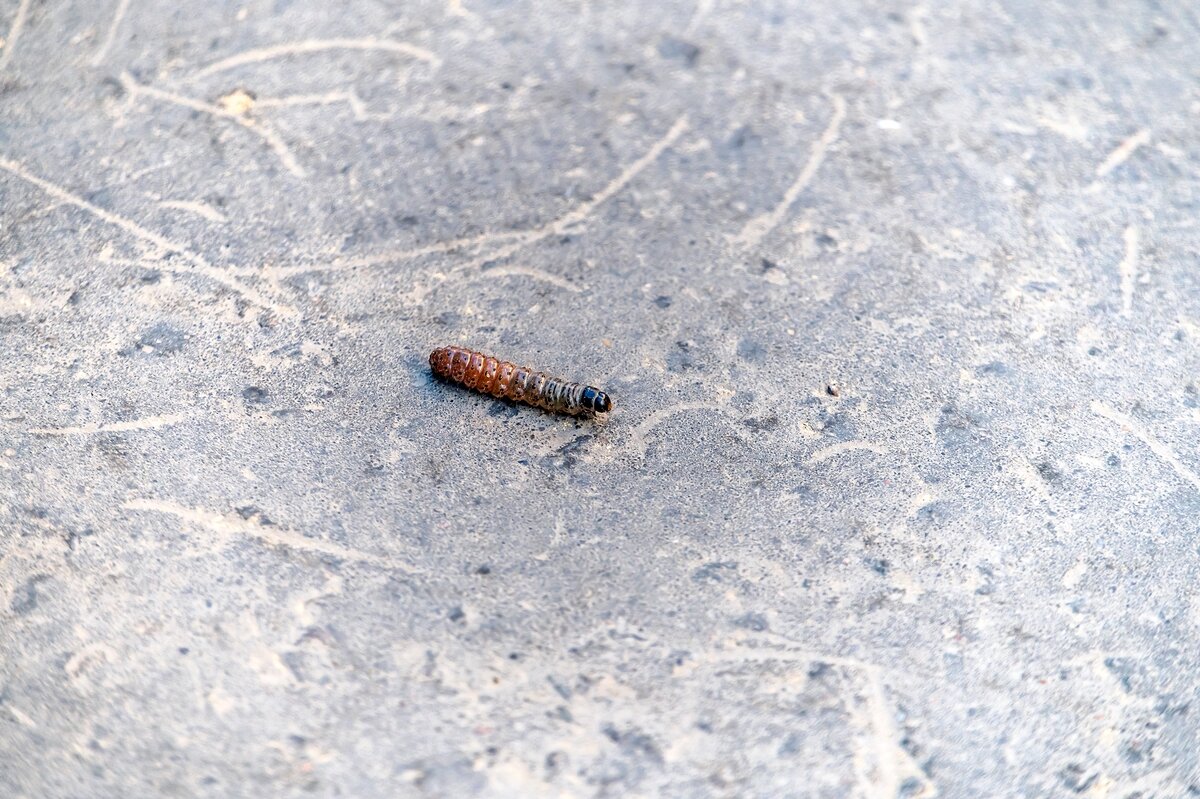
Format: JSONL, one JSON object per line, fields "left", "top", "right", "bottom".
{"left": 429, "top": 346, "right": 612, "bottom": 416}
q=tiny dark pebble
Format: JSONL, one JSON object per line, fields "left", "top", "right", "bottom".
{"left": 733, "top": 612, "right": 769, "bottom": 632}
{"left": 866, "top": 557, "right": 890, "bottom": 575}
{"left": 657, "top": 35, "right": 701, "bottom": 66}
{"left": 136, "top": 322, "right": 184, "bottom": 355}
{"left": 1036, "top": 462, "right": 1063, "bottom": 483}
{"left": 742, "top": 415, "right": 779, "bottom": 432}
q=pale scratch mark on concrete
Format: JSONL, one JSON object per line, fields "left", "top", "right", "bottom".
{"left": 1091, "top": 401, "right": 1200, "bottom": 493}
{"left": 701, "top": 634, "right": 936, "bottom": 798}
{"left": 29, "top": 163, "right": 169, "bottom": 221}
{"left": 278, "top": 114, "right": 689, "bottom": 279}
{"left": 999, "top": 120, "right": 1038, "bottom": 136}
{"left": 684, "top": 0, "right": 714, "bottom": 36}
{"left": 265, "top": 230, "right": 529, "bottom": 277}
{"left": 120, "top": 72, "right": 305, "bottom": 178}
{"left": 64, "top": 642, "right": 118, "bottom": 692}
{"left": 90, "top": 0, "right": 131, "bottom": 66}
{"left": 554, "top": 114, "right": 689, "bottom": 234}
{"left": 29, "top": 413, "right": 191, "bottom": 436}
{"left": 193, "top": 37, "right": 439, "bottom": 79}
{"left": 807, "top": 440, "right": 889, "bottom": 465}
{"left": 734, "top": 94, "right": 846, "bottom": 250}
{"left": 1037, "top": 114, "right": 1088, "bottom": 142}
{"left": 1061, "top": 559, "right": 1088, "bottom": 589}
{"left": 0, "top": 700, "right": 36, "bottom": 729}
{"left": 475, "top": 265, "right": 581, "bottom": 293}
{"left": 159, "top": 199, "right": 228, "bottom": 223}
{"left": 1117, "top": 225, "right": 1139, "bottom": 318}
{"left": 909, "top": 6, "right": 929, "bottom": 48}
{"left": 124, "top": 499, "right": 421, "bottom": 574}
{"left": 611, "top": 402, "right": 726, "bottom": 462}
{"left": 0, "top": 156, "right": 297, "bottom": 317}
{"left": 430, "top": 113, "right": 691, "bottom": 278}
{"left": 0, "top": 0, "right": 31, "bottom": 70}
{"left": 1096, "top": 128, "right": 1150, "bottom": 178}
{"left": 446, "top": 0, "right": 479, "bottom": 20}
{"left": 254, "top": 90, "right": 372, "bottom": 120}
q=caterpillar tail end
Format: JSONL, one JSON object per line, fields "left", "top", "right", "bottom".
{"left": 429, "top": 346, "right": 453, "bottom": 380}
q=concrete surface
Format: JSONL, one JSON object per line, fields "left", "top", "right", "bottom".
{"left": 2, "top": 0, "right": 1199, "bottom": 796}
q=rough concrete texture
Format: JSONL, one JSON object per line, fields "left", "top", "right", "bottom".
{"left": 1, "top": 0, "right": 1198, "bottom": 796}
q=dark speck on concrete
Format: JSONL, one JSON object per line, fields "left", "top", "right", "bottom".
{"left": 667, "top": 340, "right": 702, "bottom": 372}
{"left": 136, "top": 322, "right": 184, "bottom": 355}
{"left": 817, "top": 410, "right": 855, "bottom": 440}
{"left": 692, "top": 562, "right": 738, "bottom": 583}
{"left": 1059, "top": 764, "right": 1099, "bottom": 793}
{"left": 657, "top": 35, "right": 701, "bottom": 67}
{"left": 1036, "top": 462, "right": 1063, "bottom": 483}
{"left": 736, "top": 338, "right": 766, "bottom": 362}
{"left": 733, "top": 613, "right": 769, "bottom": 632}
{"left": 742, "top": 415, "right": 779, "bottom": 432}
{"left": 10, "top": 575, "right": 50, "bottom": 615}
{"left": 936, "top": 404, "right": 981, "bottom": 447}
{"left": 602, "top": 724, "right": 664, "bottom": 765}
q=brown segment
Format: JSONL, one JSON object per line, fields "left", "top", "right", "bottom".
{"left": 511, "top": 368, "right": 530, "bottom": 402}
{"left": 481, "top": 356, "right": 499, "bottom": 394}
{"left": 530, "top": 373, "right": 548, "bottom": 407}
{"left": 451, "top": 349, "right": 470, "bottom": 381}
{"left": 497, "top": 361, "right": 515, "bottom": 396}
{"left": 429, "top": 345, "right": 610, "bottom": 417}
{"left": 464, "top": 352, "right": 484, "bottom": 387}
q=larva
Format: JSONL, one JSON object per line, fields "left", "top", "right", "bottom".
{"left": 429, "top": 345, "right": 612, "bottom": 416}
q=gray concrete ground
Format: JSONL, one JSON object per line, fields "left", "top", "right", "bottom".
{"left": 2, "top": 0, "right": 1199, "bottom": 796}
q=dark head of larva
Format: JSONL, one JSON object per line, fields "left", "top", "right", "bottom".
{"left": 581, "top": 386, "right": 611, "bottom": 414}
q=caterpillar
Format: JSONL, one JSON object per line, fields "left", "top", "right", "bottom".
{"left": 429, "top": 345, "right": 612, "bottom": 416}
